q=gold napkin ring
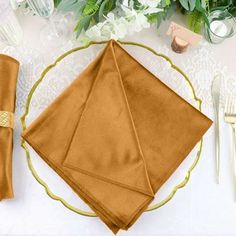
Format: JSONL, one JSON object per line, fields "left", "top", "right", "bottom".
{"left": 0, "top": 111, "right": 14, "bottom": 129}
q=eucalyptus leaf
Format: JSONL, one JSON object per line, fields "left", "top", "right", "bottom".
{"left": 133, "top": 0, "right": 141, "bottom": 10}
{"left": 74, "top": 15, "right": 92, "bottom": 37}
{"left": 156, "top": 12, "right": 164, "bottom": 28}
{"left": 54, "top": 0, "right": 62, "bottom": 7}
{"left": 229, "top": 6, "right": 236, "bottom": 16}
{"left": 179, "top": 0, "right": 188, "bottom": 10}
{"left": 104, "top": 0, "right": 116, "bottom": 13}
{"left": 195, "top": 0, "right": 210, "bottom": 27}
{"left": 164, "top": 1, "right": 178, "bottom": 19}
{"left": 211, "top": 5, "right": 230, "bottom": 11}
{"left": 99, "top": 0, "right": 109, "bottom": 20}
{"left": 188, "top": 0, "right": 196, "bottom": 11}
{"left": 58, "top": 0, "right": 86, "bottom": 12}
{"left": 179, "top": 0, "right": 196, "bottom": 11}
{"left": 57, "top": 0, "right": 77, "bottom": 11}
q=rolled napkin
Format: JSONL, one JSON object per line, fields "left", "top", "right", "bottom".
{"left": 0, "top": 54, "right": 19, "bottom": 200}
{"left": 22, "top": 40, "right": 212, "bottom": 233}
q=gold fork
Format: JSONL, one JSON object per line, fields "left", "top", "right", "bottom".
{"left": 224, "top": 95, "right": 236, "bottom": 198}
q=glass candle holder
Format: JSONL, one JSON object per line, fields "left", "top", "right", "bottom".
{"left": 205, "top": 9, "right": 236, "bottom": 44}
{"left": 0, "top": 2, "right": 23, "bottom": 46}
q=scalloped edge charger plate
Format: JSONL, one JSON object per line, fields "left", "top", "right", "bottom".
{"left": 21, "top": 40, "right": 203, "bottom": 217}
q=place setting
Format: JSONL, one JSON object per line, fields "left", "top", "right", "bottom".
{"left": 0, "top": 0, "right": 236, "bottom": 235}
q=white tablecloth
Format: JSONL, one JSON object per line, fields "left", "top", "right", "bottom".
{"left": 0, "top": 11, "right": 236, "bottom": 236}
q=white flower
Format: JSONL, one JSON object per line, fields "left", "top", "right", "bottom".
{"left": 85, "top": 25, "right": 101, "bottom": 39}
{"left": 142, "top": 7, "right": 163, "bottom": 14}
{"left": 121, "top": 5, "right": 138, "bottom": 17}
{"left": 114, "top": 18, "right": 129, "bottom": 38}
{"left": 104, "top": 13, "right": 129, "bottom": 38}
{"left": 131, "top": 13, "right": 150, "bottom": 32}
{"left": 122, "top": 0, "right": 129, "bottom": 7}
{"left": 121, "top": 6, "right": 150, "bottom": 31}
{"left": 85, "top": 22, "right": 111, "bottom": 40}
{"left": 137, "top": 0, "right": 163, "bottom": 14}
{"left": 138, "top": 0, "right": 162, "bottom": 8}
{"left": 85, "top": 3, "right": 154, "bottom": 41}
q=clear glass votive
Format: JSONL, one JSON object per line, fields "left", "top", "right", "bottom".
{"left": 0, "top": 1, "right": 23, "bottom": 46}
{"left": 205, "top": 9, "right": 236, "bottom": 44}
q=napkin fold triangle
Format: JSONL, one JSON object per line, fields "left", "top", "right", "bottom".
{"left": 22, "top": 40, "right": 212, "bottom": 233}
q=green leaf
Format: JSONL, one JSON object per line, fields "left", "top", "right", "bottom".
{"left": 179, "top": 0, "right": 196, "bottom": 11}
{"left": 187, "top": 10, "right": 203, "bottom": 33}
{"left": 146, "top": 13, "right": 159, "bottom": 23}
{"left": 195, "top": 0, "right": 210, "bottom": 27}
{"left": 156, "top": 12, "right": 164, "bottom": 28}
{"left": 165, "top": 0, "right": 171, "bottom": 5}
{"left": 57, "top": 0, "right": 77, "bottom": 11}
{"left": 161, "top": 0, "right": 171, "bottom": 7}
{"left": 211, "top": 5, "right": 230, "bottom": 11}
{"left": 83, "top": 0, "right": 100, "bottom": 15}
{"left": 166, "top": 1, "right": 178, "bottom": 18}
{"left": 99, "top": 0, "right": 109, "bottom": 20}
{"left": 133, "top": 0, "right": 141, "bottom": 10}
{"left": 74, "top": 15, "right": 92, "bottom": 38}
{"left": 57, "top": 0, "right": 86, "bottom": 13}
{"left": 104, "top": 0, "right": 116, "bottom": 13}
{"left": 146, "top": 1, "right": 176, "bottom": 27}
{"left": 54, "top": 0, "right": 62, "bottom": 7}
{"left": 229, "top": 6, "right": 236, "bottom": 16}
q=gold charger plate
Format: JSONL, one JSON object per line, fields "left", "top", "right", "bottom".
{"left": 21, "top": 40, "right": 203, "bottom": 217}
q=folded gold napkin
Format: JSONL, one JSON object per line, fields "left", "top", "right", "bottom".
{"left": 22, "top": 40, "right": 212, "bottom": 233}
{"left": 0, "top": 54, "right": 19, "bottom": 200}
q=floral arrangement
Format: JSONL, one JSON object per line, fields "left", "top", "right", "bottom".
{"left": 54, "top": 0, "right": 236, "bottom": 40}
{"left": 17, "top": 0, "right": 236, "bottom": 40}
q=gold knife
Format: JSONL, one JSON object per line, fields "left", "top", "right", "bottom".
{"left": 211, "top": 74, "right": 221, "bottom": 184}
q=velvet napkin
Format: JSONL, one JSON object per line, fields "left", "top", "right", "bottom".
{"left": 0, "top": 54, "right": 19, "bottom": 200}
{"left": 22, "top": 40, "right": 212, "bottom": 233}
